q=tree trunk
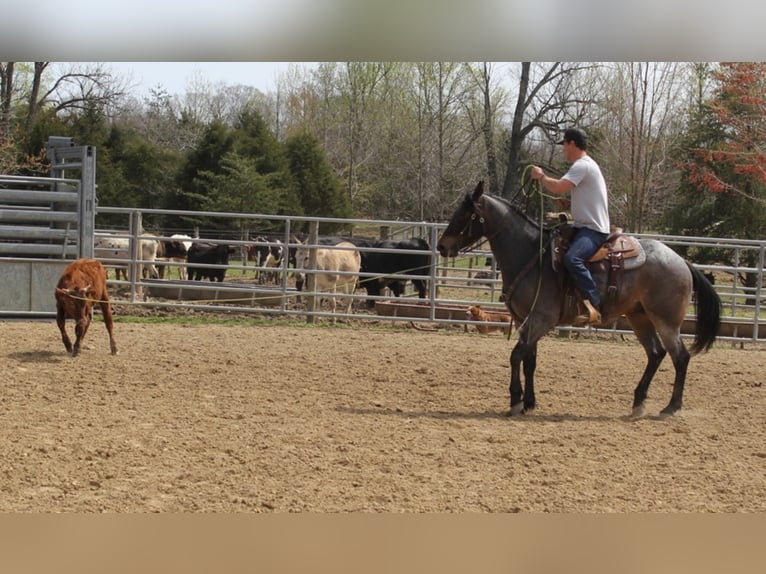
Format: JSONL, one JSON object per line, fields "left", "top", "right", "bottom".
{"left": 0, "top": 62, "right": 14, "bottom": 143}
{"left": 480, "top": 63, "right": 499, "bottom": 195}
{"left": 25, "top": 62, "right": 48, "bottom": 134}
{"left": 500, "top": 62, "right": 529, "bottom": 200}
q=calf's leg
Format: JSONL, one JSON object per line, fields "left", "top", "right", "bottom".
{"left": 100, "top": 300, "right": 119, "bottom": 355}
{"left": 72, "top": 309, "right": 92, "bottom": 357}
{"left": 56, "top": 305, "right": 73, "bottom": 354}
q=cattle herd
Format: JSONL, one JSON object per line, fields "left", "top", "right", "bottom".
{"left": 56, "top": 231, "right": 451, "bottom": 353}
{"left": 55, "top": 230, "right": 515, "bottom": 354}
{"left": 92, "top": 231, "right": 433, "bottom": 301}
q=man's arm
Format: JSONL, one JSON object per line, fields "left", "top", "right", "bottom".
{"left": 530, "top": 166, "right": 575, "bottom": 195}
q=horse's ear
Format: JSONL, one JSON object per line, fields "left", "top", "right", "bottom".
{"left": 472, "top": 180, "right": 485, "bottom": 201}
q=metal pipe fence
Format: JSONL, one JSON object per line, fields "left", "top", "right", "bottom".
{"left": 88, "top": 206, "right": 765, "bottom": 345}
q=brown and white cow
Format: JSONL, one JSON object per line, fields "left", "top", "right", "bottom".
{"left": 55, "top": 258, "right": 118, "bottom": 357}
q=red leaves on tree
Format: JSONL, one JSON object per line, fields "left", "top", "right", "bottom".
{"left": 685, "top": 62, "right": 766, "bottom": 196}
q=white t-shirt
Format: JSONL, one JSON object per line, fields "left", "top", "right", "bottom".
{"left": 562, "top": 155, "right": 610, "bottom": 234}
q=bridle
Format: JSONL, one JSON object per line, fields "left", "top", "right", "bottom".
{"left": 457, "top": 193, "right": 552, "bottom": 330}
{"left": 454, "top": 195, "right": 498, "bottom": 254}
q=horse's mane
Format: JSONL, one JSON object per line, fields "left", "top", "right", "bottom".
{"left": 482, "top": 192, "right": 551, "bottom": 233}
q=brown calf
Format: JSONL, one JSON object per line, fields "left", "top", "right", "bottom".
{"left": 466, "top": 305, "right": 513, "bottom": 335}
{"left": 55, "top": 258, "right": 118, "bottom": 357}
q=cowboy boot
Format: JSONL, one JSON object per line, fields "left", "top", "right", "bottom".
{"left": 573, "top": 299, "right": 601, "bottom": 326}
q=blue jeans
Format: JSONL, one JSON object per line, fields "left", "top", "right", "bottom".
{"left": 563, "top": 227, "right": 609, "bottom": 306}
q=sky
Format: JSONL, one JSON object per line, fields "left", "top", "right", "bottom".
{"left": 3, "top": 1, "right": 761, "bottom": 63}
{"left": 99, "top": 62, "right": 310, "bottom": 97}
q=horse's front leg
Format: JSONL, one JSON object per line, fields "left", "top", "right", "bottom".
{"left": 522, "top": 342, "right": 538, "bottom": 412}
{"left": 508, "top": 340, "right": 530, "bottom": 416}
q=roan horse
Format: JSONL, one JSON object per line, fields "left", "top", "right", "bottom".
{"left": 437, "top": 181, "right": 721, "bottom": 417}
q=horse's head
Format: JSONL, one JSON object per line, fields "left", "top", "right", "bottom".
{"left": 437, "top": 181, "right": 487, "bottom": 258}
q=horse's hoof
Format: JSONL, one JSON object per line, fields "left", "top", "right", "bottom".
{"left": 630, "top": 403, "right": 645, "bottom": 419}
{"left": 659, "top": 407, "right": 679, "bottom": 418}
{"left": 508, "top": 403, "right": 524, "bottom": 417}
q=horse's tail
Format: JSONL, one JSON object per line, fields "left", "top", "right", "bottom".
{"left": 687, "top": 262, "right": 721, "bottom": 355}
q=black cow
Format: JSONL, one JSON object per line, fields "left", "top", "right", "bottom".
{"left": 186, "top": 242, "right": 235, "bottom": 282}
{"left": 247, "top": 236, "right": 276, "bottom": 266}
{"left": 358, "top": 237, "right": 431, "bottom": 308}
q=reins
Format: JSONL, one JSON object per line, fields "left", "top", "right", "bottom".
{"left": 499, "top": 166, "right": 549, "bottom": 334}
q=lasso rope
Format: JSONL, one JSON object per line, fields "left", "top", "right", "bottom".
{"left": 511, "top": 164, "right": 556, "bottom": 339}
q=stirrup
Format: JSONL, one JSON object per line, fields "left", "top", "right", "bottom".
{"left": 574, "top": 299, "right": 601, "bottom": 326}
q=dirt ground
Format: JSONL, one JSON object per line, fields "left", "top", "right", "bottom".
{"left": 1, "top": 316, "right": 764, "bottom": 513}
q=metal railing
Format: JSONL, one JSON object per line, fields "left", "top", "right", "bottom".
{"left": 87, "top": 206, "right": 765, "bottom": 345}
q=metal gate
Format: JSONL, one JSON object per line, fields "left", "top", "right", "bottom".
{"left": 0, "top": 137, "right": 96, "bottom": 317}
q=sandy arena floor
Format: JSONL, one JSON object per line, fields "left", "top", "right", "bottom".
{"left": 1, "top": 318, "right": 764, "bottom": 512}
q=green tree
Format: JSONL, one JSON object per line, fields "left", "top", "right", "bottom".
{"left": 172, "top": 120, "right": 234, "bottom": 217}
{"left": 671, "top": 62, "right": 766, "bottom": 299}
{"left": 98, "top": 124, "right": 181, "bottom": 226}
{"left": 226, "top": 107, "right": 302, "bottom": 228}
{"left": 205, "top": 150, "right": 301, "bottom": 213}
{"left": 233, "top": 107, "right": 288, "bottom": 175}
{"left": 285, "top": 130, "right": 350, "bottom": 233}
{"left": 197, "top": 152, "right": 283, "bottom": 235}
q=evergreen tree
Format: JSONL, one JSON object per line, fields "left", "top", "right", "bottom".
{"left": 670, "top": 62, "right": 766, "bottom": 299}
{"left": 233, "top": 107, "right": 287, "bottom": 175}
{"left": 231, "top": 106, "right": 303, "bottom": 224}
{"left": 198, "top": 150, "right": 302, "bottom": 233}
{"left": 285, "top": 130, "right": 352, "bottom": 233}
{"left": 98, "top": 124, "right": 180, "bottom": 227}
{"left": 169, "top": 120, "right": 234, "bottom": 223}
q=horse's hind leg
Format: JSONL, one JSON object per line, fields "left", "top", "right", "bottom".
{"left": 626, "top": 313, "right": 667, "bottom": 417}
{"left": 656, "top": 327, "right": 690, "bottom": 417}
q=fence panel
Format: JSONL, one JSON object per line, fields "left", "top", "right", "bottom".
{"left": 2, "top": 192, "right": 764, "bottom": 342}
{"left": 86, "top": 206, "right": 765, "bottom": 345}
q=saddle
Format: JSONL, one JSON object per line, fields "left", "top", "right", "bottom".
{"left": 552, "top": 224, "right": 646, "bottom": 299}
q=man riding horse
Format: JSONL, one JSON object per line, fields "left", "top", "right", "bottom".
{"left": 530, "top": 127, "right": 609, "bottom": 326}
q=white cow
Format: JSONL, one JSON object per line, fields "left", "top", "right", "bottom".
{"left": 94, "top": 232, "right": 160, "bottom": 280}
{"left": 293, "top": 240, "right": 361, "bottom": 322}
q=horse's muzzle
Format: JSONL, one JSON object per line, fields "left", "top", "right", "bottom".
{"left": 436, "top": 240, "right": 456, "bottom": 258}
